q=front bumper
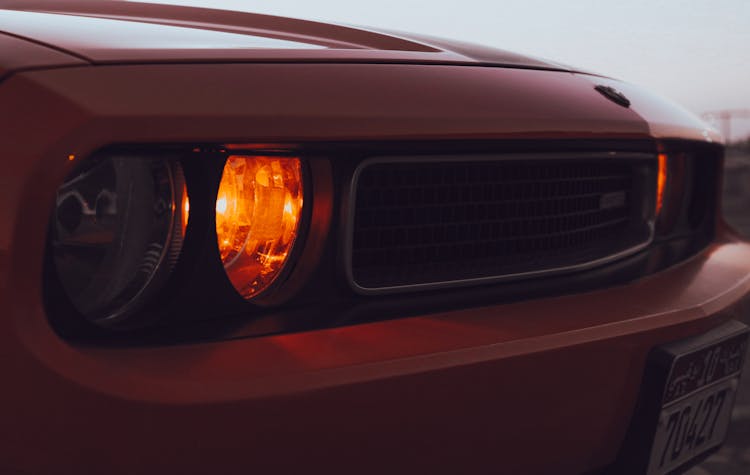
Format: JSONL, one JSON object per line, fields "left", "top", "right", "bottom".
{"left": 0, "top": 233, "right": 748, "bottom": 474}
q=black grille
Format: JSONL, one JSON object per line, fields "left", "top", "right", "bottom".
{"left": 348, "top": 156, "right": 655, "bottom": 291}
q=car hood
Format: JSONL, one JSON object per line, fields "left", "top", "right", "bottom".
{"left": 0, "top": 0, "right": 574, "bottom": 70}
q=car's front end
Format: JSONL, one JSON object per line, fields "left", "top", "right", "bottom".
{"left": 0, "top": 2, "right": 748, "bottom": 474}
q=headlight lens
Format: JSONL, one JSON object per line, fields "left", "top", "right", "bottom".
{"left": 50, "top": 155, "right": 186, "bottom": 325}
{"left": 216, "top": 155, "right": 304, "bottom": 299}
{"left": 656, "top": 153, "right": 668, "bottom": 216}
{"left": 655, "top": 152, "right": 687, "bottom": 233}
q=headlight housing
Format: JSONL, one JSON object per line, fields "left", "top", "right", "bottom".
{"left": 49, "top": 154, "right": 187, "bottom": 326}
{"left": 655, "top": 152, "right": 688, "bottom": 234}
{"left": 45, "top": 148, "right": 311, "bottom": 331}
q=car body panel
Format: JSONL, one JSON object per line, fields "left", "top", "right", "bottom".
{"left": 0, "top": 1, "right": 566, "bottom": 69}
{"left": 3, "top": 233, "right": 749, "bottom": 473}
{"left": 577, "top": 74, "right": 722, "bottom": 143}
{"left": 0, "top": 32, "right": 86, "bottom": 80}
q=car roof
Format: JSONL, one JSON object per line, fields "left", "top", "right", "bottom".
{"left": 0, "top": 0, "right": 574, "bottom": 71}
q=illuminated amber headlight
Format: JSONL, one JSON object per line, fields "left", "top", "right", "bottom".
{"left": 216, "top": 156, "right": 304, "bottom": 299}
{"left": 655, "top": 153, "right": 686, "bottom": 233}
{"left": 656, "top": 153, "right": 668, "bottom": 217}
{"left": 50, "top": 155, "right": 187, "bottom": 325}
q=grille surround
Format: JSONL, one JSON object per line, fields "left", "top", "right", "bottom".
{"left": 344, "top": 153, "right": 657, "bottom": 295}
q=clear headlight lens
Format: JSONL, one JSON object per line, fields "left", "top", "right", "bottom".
{"left": 50, "top": 155, "right": 186, "bottom": 325}
{"left": 215, "top": 155, "right": 303, "bottom": 299}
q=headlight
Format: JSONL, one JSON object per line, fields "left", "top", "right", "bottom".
{"left": 216, "top": 155, "right": 304, "bottom": 299}
{"left": 655, "top": 152, "right": 687, "bottom": 233}
{"left": 657, "top": 153, "right": 668, "bottom": 217}
{"left": 50, "top": 154, "right": 187, "bottom": 326}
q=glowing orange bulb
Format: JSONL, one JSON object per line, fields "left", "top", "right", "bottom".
{"left": 215, "top": 156, "right": 303, "bottom": 299}
{"left": 656, "top": 153, "right": 668, "bottom": 216}
{"left": 181, "top": 189, "right": 190, "bottom": 235}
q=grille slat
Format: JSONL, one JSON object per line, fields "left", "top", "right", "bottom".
{"left": 348, "top": 156, "right": 655, "bottom": 292}
{"left": 355, "top": 205, "right": 626, "bottom": 231}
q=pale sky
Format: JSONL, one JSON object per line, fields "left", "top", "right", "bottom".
{"left": 131, "top": 0, "right": 750, "bottom": 141}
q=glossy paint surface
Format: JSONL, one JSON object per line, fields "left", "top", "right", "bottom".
{"left": 0, "top": 32, "right": 85, "bottom": 80}
{"left": 0, "top": 0, "right": 565, "bottom": 67}
{"left": 578, "top": 74, "right": 723, "bottom": 143}
{"left": 3, "top": 231, "right": 750, "bottom": 474}
{"left": 0, "top": 10, "right": 327, "bottom": 51}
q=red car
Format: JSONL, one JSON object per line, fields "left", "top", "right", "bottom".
{"left": 1, "top": 1, "right": 748, "bottom": 474}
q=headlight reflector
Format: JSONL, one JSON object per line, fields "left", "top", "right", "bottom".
{"left": 50, "top": 155, "right": 186, "bottom": 325}
{"left": 216, "top": 155, "right": 303, "bottom": 299}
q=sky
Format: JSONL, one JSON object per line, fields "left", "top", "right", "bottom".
{"left": 131, "top": 0, "right": 750, "bottom": 141}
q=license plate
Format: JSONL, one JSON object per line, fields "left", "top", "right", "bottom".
{"left": 648, "top": 378, "right": 736, "bottom": 474}
{"left": 645, "top": 324, "right": 748, "bottom": 475}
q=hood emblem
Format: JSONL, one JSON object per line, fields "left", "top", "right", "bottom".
{"left": 595, "top": 85, "right": 631, "bottom": 108}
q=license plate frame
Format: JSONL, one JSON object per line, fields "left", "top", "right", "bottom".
{"left": 616, "top": 320, "right": 749, "bottom": 474}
